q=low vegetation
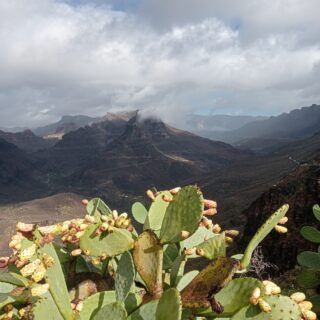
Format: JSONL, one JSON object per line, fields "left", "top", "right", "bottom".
{"left": 0, "top": 185, "right": 317, "bottom": 319}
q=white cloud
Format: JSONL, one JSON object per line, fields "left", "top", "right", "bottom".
{"left": 0, "top": 0, "right": 320, "bottom": 127}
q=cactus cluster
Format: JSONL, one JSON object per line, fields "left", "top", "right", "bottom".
{"left": 297, "top": 204, "right": 320, "bottom": 315}
{"left": 0, "top": 185, "right": 315, "bottom": 319}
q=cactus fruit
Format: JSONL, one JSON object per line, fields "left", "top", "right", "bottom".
{"left": 274, "top": 225, "right": 288, "bottom": 233}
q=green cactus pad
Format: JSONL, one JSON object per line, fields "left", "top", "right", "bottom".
{"left": 144, "top": 191, "right": 172, "bottom": 231}
{"left": 133, "top": 230, "right": 163, "bottom": 299}
{"left": 313, "top": 204, "right": 320, "bottom": 222}
{"left": 116, "top": 251, "right": 135, "bottom": 301}
{"left": 79, "top": 224, "right": 134, "bottom": 257}
{"left": 170, "top": 254, "right": 186, "bottom": 287}
{"left": 163, "top": 244, "right": 179, "bottom": 270}
{"left": 132, "top": 202, "right": 149, "bottom": 224}
{"left": 196, "top": 233, "right": 226, "bottom": 260}
{"left": 0, "top": 271, "right": 29, "bottom": 287}
{"left": 309, "top": 294, "right": 320, "bottom": 315}
{"left": 297, "top": 269, "right": 320, "bottom": 289}
{"left": 79, "top": 291, "right": 117, "bottom": 320}
{"left": 33, "top": 292, "right": 64, "bottom": 320}
{"left": 86, "top": 198, "right": 112, "bottom": 217}
{"left": 199, "top": 278, "right": 262, "bottom": 317}
{"left": 177, "top": 270, "right": 199, "bottom": 291}
{"left": 37, "top": 239, "right": 73, "bottom": 320}
{"left": 241, "top": 204, "right": 289, "bottom": 269}
{"left": 301, "top": 226, "right": 320, "bottom": 243}
{"left": 94, "top": 301, "right": 127, "bottom": 320}
{"left": 156, "top": 288, "right": 182, "bottom": 320}
{"left": 128, "top": 300, "right": 158, "bottom": 320}
{"left": 231, "top": 295, "right": 301, "bottom": 320}
{"left": 297, "top": 251, "right": 320, "bottom": 269}
{"left": 160, "top": 186, "right": 203, "bottom": 244}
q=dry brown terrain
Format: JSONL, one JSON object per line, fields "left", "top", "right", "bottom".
{"left": 0, "top": 193, "right": 86, "bottom": 255}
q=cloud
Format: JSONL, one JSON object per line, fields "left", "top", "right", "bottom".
{"left": 0, "top": 0, "right": 320, "bottom": 127}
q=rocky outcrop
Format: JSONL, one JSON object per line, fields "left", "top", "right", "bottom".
{"left": 241, "top": 162, "right": 320, "bottom": 272}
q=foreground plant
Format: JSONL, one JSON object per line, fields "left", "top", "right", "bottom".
{"left": 0, "top": 185, "right": 316, "bottom": 319}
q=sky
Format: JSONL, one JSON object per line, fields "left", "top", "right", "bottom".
{"left": 0, "top": 0, "right": 320, "bottom": 127}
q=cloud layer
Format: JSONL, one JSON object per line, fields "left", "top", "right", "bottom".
{"left": 0, "top": 0, "right": 320, "bottom": 127}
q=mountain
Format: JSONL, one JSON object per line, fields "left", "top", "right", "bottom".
{"left": 212, "top": 104, "right": 320, "bottom": 152}
{"left": 33, "top": 115, "right": 100, "bottom": 138}
{"left": 240, "top": 133, "right": 320, "bottom": 271}
{"left": 0, "top": 129, "right": 55, "bottom": 152}
{"left": 0, "top": 138, "right": 48, "bottom": 202}
{"left": 177, "top": 114, "right": 267, "bottom": 138}
{"left": 38, "top": 114, "right": 249, "bottom": 209}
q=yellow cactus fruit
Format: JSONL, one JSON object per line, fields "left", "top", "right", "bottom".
{"left": 71, "top": 249, "right": 82, "bottom": 257}
{"left": 264, "top": 283, "right": 273, "bottom": 296}
{"left": 271, "top": 286, "right": 281, "bottom": 295}
{"left": 299, "top": 300, "right": 313, "bottom": 311}
{"left": 42, "top": 254, "right": 55, "bottom": 268}
{"left": 16, "top": 222, "right": 34, "bottom": 233}
{"left": 225, "top": 236, "right": 234, "bottom": 244}
{"left": 278, "top": 216, "right": 288, "bottom": 225}
{"left": 195, "top": 248, "right": 205, "bottom": 256}
{"left": 203, "top": 199, "right": 217, "bottom": 209}
{"left": 225, "top": 230, "right": 240, "bottom": 237}
{"left": 32, "top": 263, "right": 46, "bottom": 283}
{"left": 170, "top": 187, "right": 181, "bottom": 195}
{"left": 258, "top": 298, "right": 272, "bottom": 313}
{"left": 84, "top": 215, "right": 96, "bottom": 224}
{"left": 301, "top": 309, "right": 317, "bottom": 320}
{"left": 203, "top": 208, "right": 218, "bottom": 216}
{"left": 249, "top": 287, "right": 261, "bottom": 305}
{"left": 290, "top": 292, "right": 306, "bottom": 303}
{"left": 162, "top": 194, "right": 173, "bottom": 202}
{"left": 112, "top": 210, "right": 119, "bottom": 220}
{"left": 19, "top": 244, "right": 37, "bottom": 261}
{"left": 212, "top": 224, "right": 221, "bottom": 234}
{"left": 184, "top": 247, "right": 195, "bottom": 255}
{"left": 146, "top": 189, "right": 156, "bottom": 201}
{"left": 180, "top": 230, "right": 190, "bottom": 239}
{"left": 20, "top": 259, "right": 41, "bottom": 277}
{"left": 275, "top": 225, "right": 288, "bottom": 233}
{"left": 31, "top": 283, "right": 50, "bottom": 297}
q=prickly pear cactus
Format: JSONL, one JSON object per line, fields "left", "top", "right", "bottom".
{"left": 0, "top": 186, "right": 315, "bottom": 320}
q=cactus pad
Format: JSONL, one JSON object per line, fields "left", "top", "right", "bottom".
{"left": 128, "top": 300, "right": 158, "bottom": 320}
{"left": 79, "top": 224, "right": 134, "bottom": 257}
{"left": 301, "top": 226, "right": 320, "bottom": 243}
{"left": 86, "top": 198, "right": 112, "bottom": 217}
{"left": 156, "top": 288, "right": 182, "bottom": 320}
{"left": 160, "top": 186, "right": 203, "bottom": 244}
{"left": 133, "top": 230, "right": 163, "bottom": 299}
{"left": 196, "top": 233, "right": 226, "bottom": 260}
{"left": 132, "top": 202, "right": 148, "bottom": 224}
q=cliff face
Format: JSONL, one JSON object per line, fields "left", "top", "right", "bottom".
{"left": 241, "top": 163, "right": 320, "bottom": 272}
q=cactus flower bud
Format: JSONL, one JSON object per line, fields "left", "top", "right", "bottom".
{"left": 75, "top": 231, "right": 85, "bottom": 239}
{"left": 264, "top": 284, "right": 273, "bottom": 295}
{"left": 301, "top": 309, "right": 317, "bottom": 320}
{"left": 180, "top": 230, "right": 190, "bottom": 239}
{"left": 250, "top": 287, "right": 261, "bottom": 305}
{"left": 162, "top": 194, "right": 173, "bottom": 202}
{"left": 100, "top": 222, "right": 109, "bottom": 231}
{"left": 225, "top": 230, "right": 240, "bottom": 237}
{"left": 83, "top": 249, "right": 90, "bottom": 255}
{"left": 84, "top": 215, "right": 96, "bottom": 224}
{"left": 92, "top": 257, "right": 101, "bottom": 265}
{"left": 42, "top": 254, "right": 54, "bottom": 267}
{"left": 31, "top": 283, "right": 49, "bottom": 297}
{"left": 19, "top": 244, "right": 37, "bottom": 261}
{"left": 204, "top": 235, "right": 209, "bottom": 241}
{"left": 203, "top": 199, "right": 217, "bottom": 209}
{"left": 196, "top": 248, "right": 205, "bottom": 256}
{"left": 299, "top": 301, "right": 313, "bottom": 310}
{"left": 225, "top": 236, "right": 234, "bottom": 244}
{"left": 76, "top": 301, "right": 84, "bottom": 312}
{"left": 274, "top": 225, "right": 288, "bottom": 233}
{"left": 71, "top": 249, "right": 82, "bottom": 257}
{"left": 146, "top": 190, "right": 156, "bottom": 201}
{"left": 20, "top": 259, "right": 41, "bottom": 277}
{"left": 184, "top": 247, "right": 195, "bottom": 255}
{"left": 290, "top": 292, "right": 306, "bottom": 303}
{"left": 271, "top": 286, "right": 281, "bottom": 295}
{"left": 170, "top": 187, "right": 181, "bottom": 195}
{"left": 32, "top": 263, "right": 46, "bottom": 282}
{"left": 203, "top": 208, "right": 217, "bottom": 216}
{"left": 212, "top": 224, "right": 221, "bottom": 234}
{"left": 16, "top": 222, "right": 34, "bottom": 233}
{"left": 81, "top": 199, "right": 89, "bottom": 205}
{"left": 112, "top": 210, "right": 119, "bottom": 220}
{"left": 258, "top": 298, "right": 272, "bottom": 313}
{"left": 0, "top": 257, "right": 10, "bottom": 268}
{"left": 119, "top": 212, "right": 128, "bottom": 219}
{"left": 278, "top": 216, "right": 288, "bottom": 225}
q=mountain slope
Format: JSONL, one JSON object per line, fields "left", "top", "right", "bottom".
{"left": 210, "top": 104, "right": 320, "bottom": 151}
